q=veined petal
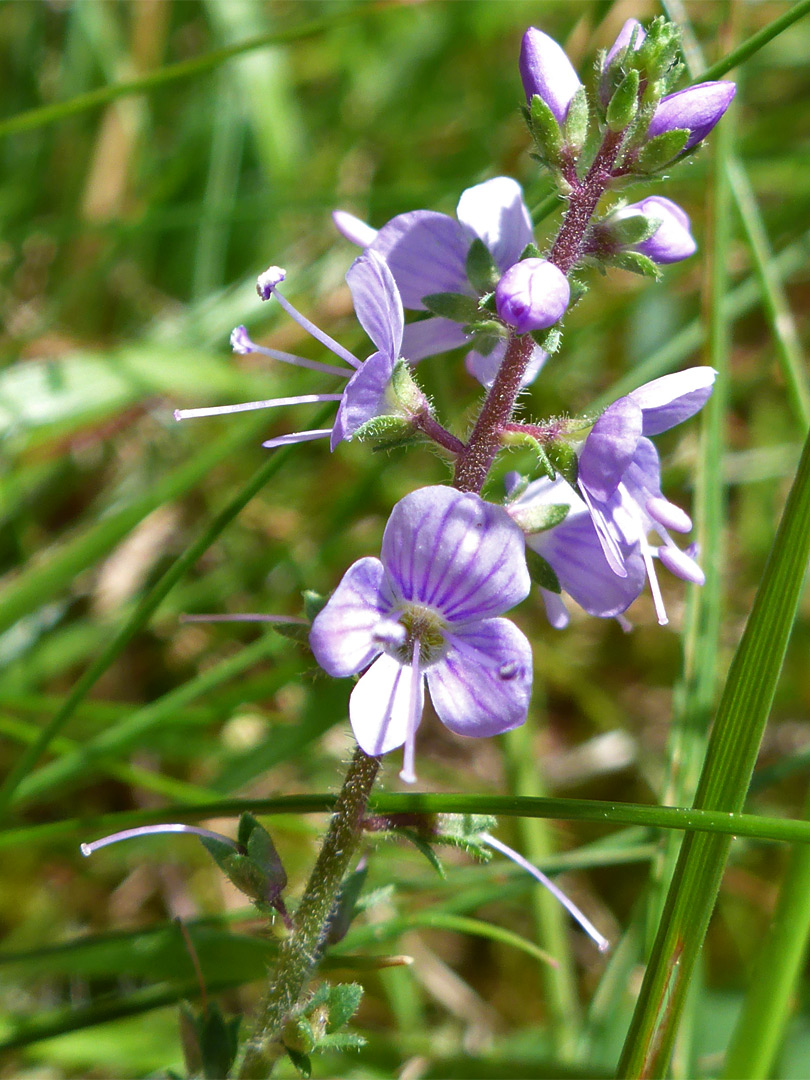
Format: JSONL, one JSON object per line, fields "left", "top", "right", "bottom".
{"left": 579, "top": 397, "right": 643, "bottom": 501}
{"left": 309, "top": 557, "right": 394, "bottom": 677}
{"left": 401, "top": 316, "right": 471, "bottom": 362}
{"left": 381, "top": 487, "right": 530, "bottom": 621}
{"left": 427, "top": 618, "right": 532, "bottom": 737}
{"left": 456, "top": 177, "right": 534, "bottom": 272}
{"left": 346, "top": 251, "right": 403, "bottom": 360}
{"left": 350, "top": 653, "right": 423, "bottom": 756}
{"left": 628, "top": 367, "right": 716, "bottom": 435}
{"left": 368, "top": 211, "right": 470, "bottom": 309}
{"left": 330, "top": 350, "right": 395, "bottom": 449}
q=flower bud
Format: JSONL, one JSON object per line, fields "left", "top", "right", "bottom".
{"left": 495, "top": 259, "right": 570, "bottom": 334}
{"left": 611, "top": 196, "right": 696, "bottom": 264}
{"left": 647, "top": 81, "right": 736, "bottom": 151}
{"left": 519, "top": 28, "right": 582, "bottom": 124}
{"left": 605, "top": 18, "right": 646, "bottom": 68}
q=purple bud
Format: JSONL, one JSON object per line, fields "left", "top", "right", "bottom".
{"left": 256, "top": 265, "right": 286, "bottom": 300}
{"left": 495, "top": 259, "right": 570, "bottom": 334}
{"left": 519, "top": 27, "right": 583, "bottom": 124}
{"left": 648, "top": 81, "right": 736, "bottom": 151}
{"left": 605, "top": 18, "right": 646, "bottom": 68}
{"left": 615, "top": 196, "right": 697, "bottom": 264}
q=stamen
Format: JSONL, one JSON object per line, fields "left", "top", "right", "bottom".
{"left": 658, "top": 543, "right": 705, "bottom": 585}
{"left": 263, "top": 282, "right": 362, "bottom": 370}
{"left": 174, "top": 394, "right": 342, "bottom": 422}
{"left": 399, "top": 638, "right": 422, "bottom": 785}
{"left": 646, "top": 496, "right": 692, "bottom": 534}
{"left": 256, "top": 266, "right": 287, "bottom": 298}
{"left": 641, "top": 543, "right": 668, "bottom": 626}
{"left": 81, "top": 823, "right": 241, "bottom": 857}
{"left": 480, "top": 832, "right": 610, "bottom": 953}
{"left": 231, "top": 326, "right": 352, "bottom": 378}
{"left": 262, "top": 429, "right": 333, "bottom": 449}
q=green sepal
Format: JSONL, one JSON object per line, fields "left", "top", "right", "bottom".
{"left": 530, "top": 326, "right": 562, "bottom": 354}
{"left": 604, "top": 210, "right": 661, "bottom": 247}
{"left": 201, "top": 813, "right": 286, "bottom": 908}
{"left": 519, "top": 241, "right": 543, "bottom": 261}
{"left": 326, "top": 983, "right": 364, "bottom": 1034}
{"left": 562, "top": 85, "right": 589, "bottom": 153}
{"left": 303, "top": 589, "right": 327, "bottom": 623}
{"left": 390, "top": 358, "right": 426, "bottom": 413}
{"left": 546, "top": 440, "right": 579, "bottom": 486}
{"left": 606, "top": 68, "right": 639, "bottom": 133}
{"left": 422, "top": 291, "right": 481, "bottom": 323}
{"left": 179, "top": 1001, "right": 240, "bottom": 1080}
{"left": 465, "top": 319, "right": 507, "bottom": 351}
{"left": 500, "top": 428, "right": 555, "bottom": 480}
{"left": 526, "top": 548, "right": 562, "bottom": 593}
{"left": 465, "top": 238, "right": 500, "bottom": 293}
{"left": 605, "top": 250, "right": 661, "bottom": 280}
{"left": 433, "top": 813, "right": 497, "bottom": 861}
{"left": 271, "top": 619, "right": 311, "bottom": 644}
{"left": 636, "top": 128, "right": 689, "bottom": 172}
{"left": 396, "top": 828, "right": 446, "bottom": 877}
{"left": 504, "top": 473, "right": 530, "bottom": 502}
{"left": 318, "top": 1032, "right": 367, "bottom": 1051}
{"left": 510, "top": 501, "right": 570, "bottom": 535}
{"left": 527, "top": 94, "right": 563, "bottom": 163}
{"left": 283, "top": 1017, "right": 316, "bottom": 1056}
{"left": 285, "top": 1046, "right": 312, "bottom": 1078}
{"left": 352, "top": 413, "right": 424, "bottom": 451}
{"left": 636, "top": 17, "right": 682, "bottom": 80}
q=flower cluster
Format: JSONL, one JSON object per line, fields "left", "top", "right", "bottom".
{"left": 173, "top": 17, "right": 734, "bottom": 782}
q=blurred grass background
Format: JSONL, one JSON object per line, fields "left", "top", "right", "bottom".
{"left": 1, "top": 1, "right": 810, "bottom": 1076}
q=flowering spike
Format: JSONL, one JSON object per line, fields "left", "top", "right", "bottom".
{"left": 519, "top": 28, "right": 582, "bottom": 125}
{"left": 495, "top": 259, "right": 570, "bottom": 334}
{"left": 481, "top": 832, "right": 609, "bottom": 952}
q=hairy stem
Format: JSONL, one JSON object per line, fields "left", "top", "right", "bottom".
{"left": 239, "top": 747, "right": 380, "bottom": 1077}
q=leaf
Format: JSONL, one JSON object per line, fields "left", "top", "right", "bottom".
{"left": 326, "top": 983, "right": 363, "bottom": 1034}
{"left": 525, "top": 549, "right": 562, "bottom": 594}
{"left": 421, "top": 291, "right": 481, "bottom": 323}
{"left": 465, "top": 238, "right": 500, "bottom": 294}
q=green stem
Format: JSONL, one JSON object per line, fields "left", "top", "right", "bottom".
{"left": 238, "top": 747, "right": 380, "bottom": 1076}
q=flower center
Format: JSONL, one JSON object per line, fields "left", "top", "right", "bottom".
{"left": 393, "top": 603, "right": 447, "bottom": 666}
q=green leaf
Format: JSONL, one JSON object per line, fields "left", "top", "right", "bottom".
{"left": 285, "top": 1046, "right": 312, "bottom": 1078}
{"left": 561, "top": 85, "right": 589, "bottom": 153}
{"left": 509, "top": 502, "right": 570, "bottom": 535}
{"left": 525, "top": 549, "right": 562, "bottom": 594}
{"left": 527, "top": 93, "right": 564, "bottom": 162}
{"left": 421, "top": 291, "right": 481, "bottom": 323}
{"left": 605, "top": 250, "right": 661, "bottom": 280}
{"left": 465, "top": 238, "right": 500, "bottom": 293}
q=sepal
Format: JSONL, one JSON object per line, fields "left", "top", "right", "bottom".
{"left": 604, "top": 250, "right": 662, "bottom": 280}
{"left": 637, "top": 128, "right": 690, "bottom": 172}
{"left": 466, "top": 238, "right": 500, "bottom": 293}
{"left": 546, "top": 440, "right": 579, "bottom": 486}
{"left": 562, "top": 85, "right": 589, "bottom": 153}
{"left": 390, "top": 358, "right": 426, "bottom": 414}
{"left": 509, "top": 500, "right": 570, "bottom": 534}
{"left": 201, "top": 813, "right": 288, "bottom": 919}
{"left": 526, "top": 93, "right": 564, "bottom": 164}
{"left": 526, "top": 548, "right": 562, "bottom": 593}
{"left": 606, "top": 69, "right": 640, "bottom": 133}
{"left": 422, "top": 291, "right": 481, "bottom": 323}
{"left": 500, "top": 427, "right": 555, "bottom": 480}
{"left": 351, "top": 413, "right": 426, "bottom": 450}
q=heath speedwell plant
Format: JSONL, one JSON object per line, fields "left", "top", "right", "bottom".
{"left": 12, "top": 6, "right": 800, "bottom": 1079}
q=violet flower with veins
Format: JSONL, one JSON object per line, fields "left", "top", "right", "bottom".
{"left": 506, "top": 473, "right": 646, "bottom": 629}
{"left": 310, "top": 486, "right": 532, "bottom": 783}
{"left": 333, "top": 177, "right": 549, "bottom": 388}
{"left": 577, "top": 367, "right": 716, "bottom": 625}
{"left": 175, "top": 252, "right": 404, "bottom": 452}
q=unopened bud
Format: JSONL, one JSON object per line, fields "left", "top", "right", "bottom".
{"left": 610, "top": 196, "right": 696, "bottom": 264}
{"left": 519, "top": 28, "right": 582, "bottom": 125}
{"left": 648, "top": 81, "right": 736, "bottom": 151}
{"left": 495, "top": 259, "right": 570, "bottom": 334}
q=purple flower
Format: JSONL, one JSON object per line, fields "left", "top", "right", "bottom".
{"left": 577, "top": 368, "right": 716, "bottom": 625}
{"left": 310, "top": 486, "right": 532, "bottom": 782}
{"left": 175, "top": 252, "right": 404, "bottom": 452}
{"left": 611, "top": 196, "right": 697, "bottom": 264}
{"left": 507, "top": 475, "right": 646, "bottom": 629}
{"left": 519, "top": 27, "right": 582, "bottom": 124}
{"left": 333, "top": 177, "right": 547, "bottom": 387}
{"left": 648, "top": 81, "right": 736, "bottom": 152}
{"left": 495, "top": 258, "right": 570, "bottom": 333}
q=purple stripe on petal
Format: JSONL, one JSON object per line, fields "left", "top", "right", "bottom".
{"left": 368, "top": 211, "right": 471, "bottom": 309}
{"left": 346, "top": 251, "right": 403, "bottom": 360}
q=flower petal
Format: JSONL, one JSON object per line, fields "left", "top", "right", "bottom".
{"left": 628, "top": 367, "right": 716, "bottom": 435}
{"left": 401, "top": 316, "right": 471, "bottom": 362}
{"left": 456, "top": 177, "right": 534, "bottom": 272}
{"left": 309, "top": 557, "right": 394, "bottom": 677}
{"left": 368, "top": 211, "right": 470, "bottom": 309}
{"left": 330, "top": 350, "right": 395, "bottom": 449}
{"left": 346, "top": 252, "right": 403, "bottom": 360}
{"left": 333, "top": 209, "right": 378, "bottom": 248}
{"left": 426, "top": 618, "right": 532, "bottom": 737}
{"left": 381, "top": 487, "right": 530, "bottom": 622}
{"left": 465, "top": 341, "right": 547, "bottom": 389}
{"left": 350, "top": 653, "right": 423, "bottom": 755}
{"left": 579, "top": 397, "right": 643, "bottom": 501}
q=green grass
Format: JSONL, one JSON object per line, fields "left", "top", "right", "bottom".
{"left": 2, "top": 2, "right": 810, "bottom": 1077}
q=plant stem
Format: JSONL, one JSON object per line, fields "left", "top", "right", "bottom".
{"left": 239, "top": 747, "right": 380, "bottom": 1077}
